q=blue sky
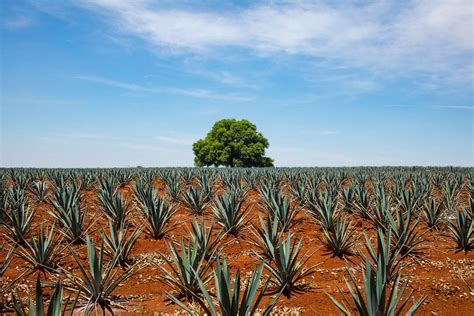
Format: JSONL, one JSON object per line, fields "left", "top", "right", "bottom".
{"left": 1, "top": 0, "right": 473, "bottom": 167}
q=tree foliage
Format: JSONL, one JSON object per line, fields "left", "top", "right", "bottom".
{"left": 193, "top": 119, "right": 273, "bottom": 167}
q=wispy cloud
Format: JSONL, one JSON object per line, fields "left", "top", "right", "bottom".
{"left": 2, "top": 4, "right": 34, "bottom": 30}
{"left": 3, "top": 15, "right": 33, "bottom": 29}
{"left": 30, "top": 99, "right": 84, "bottom": 106}
{"left": 190, "top": 69, "right": 258, "bottom": 90}
{"left": 426, "top": 105, "right": 473, "bottom": 110}
{"left": 37, "top": 131, "right": 181, "bottom": 153}
{"left": 319, "top": 130, "right": 339, "bottom": 136}
{"left": 37, "top": 132, "right": 122, "bottom": 143}
{"left": 75, "top": 74, "right": 253, "bottom": 101}
{"left": 384, "top": 104, "right": 474, "bottom": 110}
{"left": 69, "top": 0, "right": 473, "bottom": 83}
{"left": 157, "top": 135, "right": 195, "bottom": 145}
{"left": 75, "top": 75, "right": 146, "bottom": 91}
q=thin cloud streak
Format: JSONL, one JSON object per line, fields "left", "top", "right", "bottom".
{"left": 74, "top": 75, "right": 253, "bottom": 101}
{"left": 157, "top": 135, "right": 195, "bottom": 145}
{"left": 384, "top": 104, "right": 474, "bottom": 110}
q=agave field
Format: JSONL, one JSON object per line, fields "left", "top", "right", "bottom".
{"left": 0, "top": 167, "right": 472, "bottom": 315}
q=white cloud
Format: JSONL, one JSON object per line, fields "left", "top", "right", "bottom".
{"left": 319, "top": 130, "right": 338, "bottom": 135}
{"left": 2, "top": 4, "right": 35, "bottom": 30}
{"left": 190, "top": 70, "right": 258, "bottom": 90}
{"left": 426, "top": 105, "right": 473, "bottom": 110}
{"left": 30, "top": 99, "right": 84, "bottom": 106}
{"left": 75, "top": 75, "right": 146, "bottom": 91}
{"left": 71, "top": 0, "right": 473, "bottom": 82}
{"left": 157, "top": 135, "right": 195, "bottom": 145}
{"left": 75, "top": 74, "right": 253, "bottom": 101}
{"left": 3, "top": 15, "right": 33, "bottom": 29}
{"left": 384, "top": 104, "right": 474, "bottom": 110}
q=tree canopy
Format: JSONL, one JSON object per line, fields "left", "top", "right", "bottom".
{"left": 192, "top": 119, "right": 274, "bottom": 167}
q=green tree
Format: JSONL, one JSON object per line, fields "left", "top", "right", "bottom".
{"left": 193, "top": 119, "right": 274, "bottom": 167}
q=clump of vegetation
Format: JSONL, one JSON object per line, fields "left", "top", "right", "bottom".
{"left": 17, "top": 224, "right": 64, "bottom": 272}
{"left": 169, "top": 259, "right": 280, "bottom": 315}
{"left": 447, "top": 205, "right": 473, "bottom": 253}
{"left": 327, "top": 227, "right": 426, "bottom": 315}
{"left": 193, "top": 119, "right": 273, "bottom": 167}
{"left": 13, "top": 276, "right": 78, "bottom": 316}
{"left": 257, "top": 234, "right": 317, "bottom": 297}
{"left": 182, "top": 186, "right": 209, "bottom": 215}
{"left": 64, "top": 236, "right": 137, "bottom": 314}
{"left": 212, "top": 188, "right": 249, "bottom": 236}
{"left": 159, "top": 239, "right": 214, "bottom": 302}
{"left": 135, "top": 182, "right": 176, "bottom": 239}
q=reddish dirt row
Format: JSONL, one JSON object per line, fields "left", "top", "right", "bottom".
{"left": 1, "top": 181, "right": 473, "bottom": 315}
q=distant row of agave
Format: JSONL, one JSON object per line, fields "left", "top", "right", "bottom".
{"left": 0, "top": 167, "right": 472, "bottom": 315}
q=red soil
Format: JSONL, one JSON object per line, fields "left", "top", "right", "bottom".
{"left": 1, "top": 181, "right": 473, "bottom": 315}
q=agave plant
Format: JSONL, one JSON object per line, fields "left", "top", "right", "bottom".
{"left": 98, "top": 177, "right": 118, "bottom": 201}
{"left": 430, "top": 172, "right": 444, "bottom": 189}
{"left": 0, "top": 188, "right": 8, "bottom": 225}
{"left": 370, "top": 187, "right": 392, "bottom": 230}
{"left": 65, "top": 235, "right": 137, "bottom": 314}
{"left": 0, "top": 243, "right": 14, "bottom": 276}
{"left": 13, "top": 276, "right": 78, "bottom": 316}
{"left": 354, "top": 185, "right": 371, "bottom": 219}
{"left": 79, "top": 172, "right": 97, "bottom": 190}
{"left": 220, "top": 173, "right": 242, "bottom": 191}
{"left": 212, "top": 189, "right": 249, "bottom": 236}
{"left": 182, "top": 186, "right": 209, "bottom": 215}
{"left": 288, "top": 178, "right": 307, "bottom": 206}
{"left": 114, "top": 169, "right": 133, "bottom": 187}
{"left": 133, "top": 181, "right": 155, "bottom": 206}
{"left": 386, "top": 207, "right": 424, "bottom": 257}
{"left": 2, "top": 202, "right": 34, "bottom": 246}
{"left": 244, "top": 172, "right": 260, "bottom": 191}
{"left": 308, "top": 191, "right": 337, "bottom": 232}
{"left": 136, "top": 185, "right": 176, "bottom": 239}
{"left": 50, "top": 181, "right": 81, "bottom": 215}
{"left": 363, "top": 229, "right": 407, "bottom": 280}
{"left": 447, "top": 206, "right": 473, "bottom": 253}
{"left": 257, "top": 234, "right": 317, "bottom": 297}
{"left": 326, "top": 258, "right": 426, "bottom": 316}
{"left": 98, "top": 190, "right": 133, "bottom": 229}
{"left": 180, "top": 169, "right": 195, "bottom": 185}
{"left": 103, "top": 220, "right": 142, "bottom": 268}
{"left": 250, "top": 214, "right": 284, "bottom": 260}
{"left": 197, "top": 173, "right": 213, "bottom": 202}
{"left": 9, "top": 185, "right": 27, "bottom": 208}
{"left": 49, "top": 173, "right": 66, "bottom": 191}
{"left": 169, "top": 259, "right": 281, "bottom": 316}
{"left": 411, "top": 178, "right": 430, "bottom": 207}
{"left": 423, "top": 198, "right": 445, "bottom": 230}
{"left": 263, "top": 190, "right": 300, "bottom": 232}
{"left": 186, "top": 217, "right": 221, "bottom": 260}
{"left": 341, "top": 186, "right": 355, "bottom": 214}
{"left": 398, "top": 189, "right": 419, "bottom": 214}
{"left": 443, "top": 179, "right": 460, "bottom": 212}
{"left": 9, "top": 173, "right": 30, "bottom": 191}
{"left": 320, "top": 217, "right": 357, "bottom": 259}
{"left": 165, "top": 174, "right": 182, "bottom": 203}
{"left": 159, "top": 239, "right": 214, "bottom": 302}
{"left": 30, "top": 181, "right": 49, "bottom": 203}
{"left": 16, "top": 224, "right": 65, "bottom": 272}
{"left": 49, "top": 201, "right": 92, "bottom": 245}
{"left": 258, "top": 182, "right": 283, "bottom": 211}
